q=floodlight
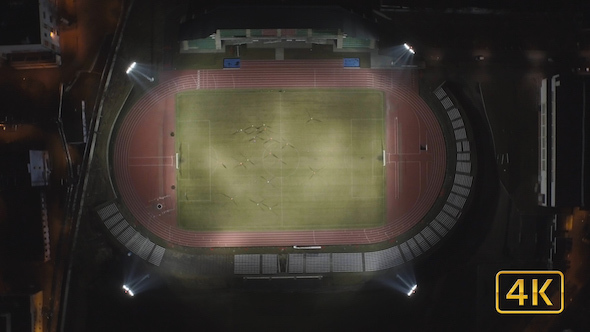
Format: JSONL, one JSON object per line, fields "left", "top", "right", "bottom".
{"left": 407, "top": 284, "right": 417, "bottom": 296}
{"left": 403, "top": 43, "right": 415, "bottom": 54}
{"left": 126, "top": 62, "right": 137, "bottom": 74}
{"left": 122, "top": 284, "right": 135, "bottom": 297}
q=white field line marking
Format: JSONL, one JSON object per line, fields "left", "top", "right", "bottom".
{"left": 351, "top": 118, "right": 384, "bottom": 198}
{"left": 128, "top": 156, "right": 174, "bottom": 167}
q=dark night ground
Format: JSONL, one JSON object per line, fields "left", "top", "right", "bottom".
{"left": 65, "top": 170, "right": 509, "bottom": 332}
{"left": 72, "top": 258, "right": 443, "bottom": 332}
{"left": 72, "top": 227, "right": 590, "bottom": 332}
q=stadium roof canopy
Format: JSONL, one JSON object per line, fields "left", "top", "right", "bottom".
{"left": 179, "top": 5, "right": 380, "bottom": 41}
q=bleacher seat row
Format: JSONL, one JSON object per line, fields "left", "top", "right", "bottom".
{"left": 96, "top": 202, "right": 166, "bottom": 266}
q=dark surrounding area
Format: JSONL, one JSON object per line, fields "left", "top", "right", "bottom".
{"left": 0, "top": 295, "right": 33, "bottom": 332}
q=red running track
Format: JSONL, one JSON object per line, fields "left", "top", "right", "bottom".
{"left": 112, "top": 59, "right": 447, "bottom": 247}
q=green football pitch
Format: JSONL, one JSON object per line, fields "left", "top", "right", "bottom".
{"left": 175, "top": 89, "right": 385, "bottom": 231}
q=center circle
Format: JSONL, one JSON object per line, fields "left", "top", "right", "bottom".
{"left": 261, "top": 141, "right": 300, "bottom": 178}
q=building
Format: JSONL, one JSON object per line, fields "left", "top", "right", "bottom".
{"left": 178, "top": 6, "right": 378, "bottom": 55}
{"left": 538, "top": 74, "right": 590, "bottom": 208}
{"left": 0, "top": 0, "right": 61, "bottom": 69}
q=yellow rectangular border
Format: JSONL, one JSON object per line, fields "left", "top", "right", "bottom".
{"left": 495, "top": 270, "right": 564, "bottom": 314}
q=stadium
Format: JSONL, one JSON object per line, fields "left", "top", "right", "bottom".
{"left": 92, "top": 5, "right": 476, "bottom": 287}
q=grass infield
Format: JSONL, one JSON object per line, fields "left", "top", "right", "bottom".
{"left": 175, "top": 89, "right": 385, "bottom": 231}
